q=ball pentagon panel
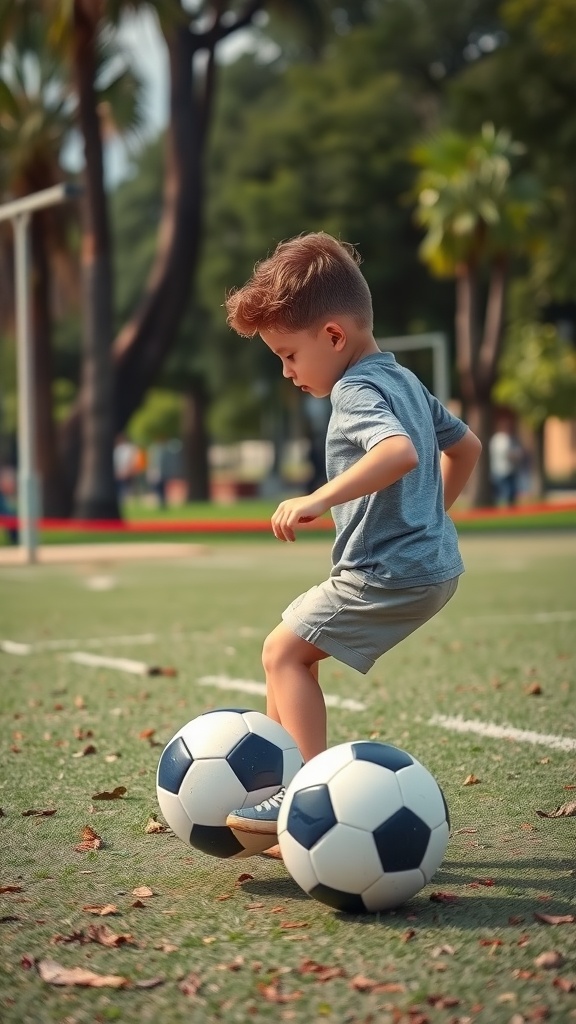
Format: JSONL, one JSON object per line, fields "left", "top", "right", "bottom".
{"left": 351, "top": 740, "right": 414, "bottom": 772}
{"left": 373, "top": 806, "right": 432, "bottom": 873}
{"left": 395, "top": 760, "right": 448, "bottom": 830}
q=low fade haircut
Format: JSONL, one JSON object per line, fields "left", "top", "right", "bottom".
{"left": 225, "top": 232, "right": 373, "bottom": 337}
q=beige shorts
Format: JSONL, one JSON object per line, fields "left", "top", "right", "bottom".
{"left": 282, "top": 570, "right": 459, "bottom": 675}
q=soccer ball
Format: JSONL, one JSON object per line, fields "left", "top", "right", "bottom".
{"left": 156, "top": 707, "right": 302, "bottom": 859}
{"left": 278, "top": 740, "right": 450, "bottom": 913}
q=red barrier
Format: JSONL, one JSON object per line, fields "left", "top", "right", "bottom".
{"left": 1, "top": 501, "right": 575, "bottom": 534}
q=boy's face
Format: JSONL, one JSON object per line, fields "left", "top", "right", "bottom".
{"left": 260, "top": 323, "right": 347, "bottom": 399}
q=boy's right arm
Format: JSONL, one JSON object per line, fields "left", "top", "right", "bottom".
{"left": 441, "top": 428, "right": 482, "bottom": 511}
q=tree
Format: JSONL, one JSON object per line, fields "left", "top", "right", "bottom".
{"left": 494, "top": 320, "right": 576, "bottom": 494}
{"left": 57, "top": 0, "right": 324, "bottom": 510}
{"left": 412, "top": 122, "right": 544, "bottom": 505}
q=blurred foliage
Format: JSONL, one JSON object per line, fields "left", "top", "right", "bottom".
{"left": 494, "top": 321, "right": 576, "bottom": 428}
{"left": 128, "top": 387, "right": 183, "bottom": 446}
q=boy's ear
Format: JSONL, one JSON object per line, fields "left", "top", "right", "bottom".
{"left": 323, "top": 321, "right": 346, "bottom": 349}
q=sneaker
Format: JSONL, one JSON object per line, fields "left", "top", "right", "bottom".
{"left": 226, "top": 787, "right": 285, "bottom": 857}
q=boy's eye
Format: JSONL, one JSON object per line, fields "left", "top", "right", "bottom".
{"left": 286, "top": 354, "right": 294, "bottom": 362}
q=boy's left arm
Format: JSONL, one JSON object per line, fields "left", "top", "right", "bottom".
{"left": 271, "top": 434, "right": 418, "bottom": 542}
{"left": 441, "top": 428, "right": 482, "bottom": 511}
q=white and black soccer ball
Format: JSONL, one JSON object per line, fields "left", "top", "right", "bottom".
{"left": 156, "top": 708, "right": 302, "bottom": 859}
{"left": 278, "top": 740, "right": 450, "bottom": 913}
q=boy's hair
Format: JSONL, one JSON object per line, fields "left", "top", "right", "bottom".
{"left": 225, "top": 232, "right": 373, "bottom": 336}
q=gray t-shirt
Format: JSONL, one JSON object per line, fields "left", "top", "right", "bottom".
{"left": 327, "top": 352, "right": 468, "bottom": 588}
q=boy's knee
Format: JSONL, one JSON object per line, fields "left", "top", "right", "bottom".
{"left": 262, "top": 629, "right": 284, "bottom": 674}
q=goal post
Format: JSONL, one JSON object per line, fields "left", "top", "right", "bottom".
{"left": 376, "top": 333, "right": 450, "bottom": 406}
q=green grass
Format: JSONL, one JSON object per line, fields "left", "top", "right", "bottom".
{"left": 1, "top": 535, "right": 575, "bottom": 1023}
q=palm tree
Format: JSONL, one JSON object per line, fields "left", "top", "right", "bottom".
{"left": 0, "top": 13, "right": 79, "bottom": 515}
{"left": 1, "top": 0, "right": 145, "bottom": 517}
{"left": 412, "top": 122, "right": 544, "bottom": 505}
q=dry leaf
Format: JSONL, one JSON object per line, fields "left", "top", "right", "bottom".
{"left": 92, "top": 786, "right": 127, "bottom": 801}
{"left": 534, "top": 913, "right": 575, "bottom": 925}
{"left": 463, "top": 774, "right": 481, "bottom": 786}
{"left": 179, "top": 971, "right": 203, "bottom": 997}
{"left": 553, "top": 977, "right": 575, "bottom": 992}
{"left": 87, "top": 924, "right": 136, "bottom": 948}
{"left": 0, "top": 885, "right": 23, "bottom": 894}
{"left": 257, "top": 981, "right": 302, "bottom": 1003}
{"left": 299, "top": 959, "right": 346, "bottom": 981}
{"left": 21, "top": 809, "right": 56, "bottom": 817}
{"left": 37, "top": 958, "right": 128, "bottom": 988}
{"left": 429, "top": 892, "right": 459, "bottom": 903}
{"left": 147, "top": 666, "right": 177, "bottom": 677}
{"left": 145, "top": 817, "right": 168, "bottom": 834}
{"left": 535, "top": 802, "right": 576, "bottom": 818}
{"left": 72, "top": 744, "right": 97, "bottom": 758}
{"left": 235, "top": 873, "right": 254, "bottom": 885}
{"left": 132, "top": 885, "right": 154, "bottom": 898}
{"left": 526, "top": 682, "right": 542, "bottom": 695}
{"left": 349, "top": 974, "right": 405, "bottom": 993}
{"left": 138, "top": 728, "right": 155, "bottom": 740}
{"left": 74, "top": 826, "right": 102, "bottom": 852}
{"left": 82, "top": 904, "right": 118, "bottom": 916}
{"left": 280, "top": 921, "right": 308, "bottom": 930}
{"left": 534, "top": 951, "right": 565, "bottom": 969}
{"left": 134, "top": 976, "right": 165, "bottom": 989}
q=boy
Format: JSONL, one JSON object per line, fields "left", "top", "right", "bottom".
{"left": 224, "top": 232, "right": 481, "bottom": 856}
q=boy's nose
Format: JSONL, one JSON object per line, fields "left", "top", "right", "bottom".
{"left": 282, "top": 363, "right": 294, "bottom": 379}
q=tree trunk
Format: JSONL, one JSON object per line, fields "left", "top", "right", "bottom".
{"left": 71, "top": 1, "right": 119, "bottom": 520}
{"left": 31, "top": 214, "right": 70, "bottom": 517}
{"left": 532, "top": 422, "right": 546, "bottom": 498}
{"left": 455, "top": 260, "right": 508, "bottom": 507}
{"left": 182, "top": 379, "right": 210, "bottom": 502}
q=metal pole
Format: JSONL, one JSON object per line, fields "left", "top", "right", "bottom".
{"left": 0, "top": 183, "right": 82, "bottom": 565}
{"left": 14, "top": 211, "right": 39, "bottom": 563}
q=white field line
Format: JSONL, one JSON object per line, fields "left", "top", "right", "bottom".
{"left": 199, "top": 674, "right": 366, "bottom": 712}
{"left": 66, "top": 651, "right": 152, "bottom": 675}
{"left": 430, "top": 714, "right": 576, "bottom": 753}
{"left": 1, "top": 633, "right": 157, "bottom": 655}
{"left": 464, "top": 610, "right": 576, "bottom": 625}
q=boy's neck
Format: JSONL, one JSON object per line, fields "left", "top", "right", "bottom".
{"left": 345, "top": 331, "right": 380, "bottom": 370}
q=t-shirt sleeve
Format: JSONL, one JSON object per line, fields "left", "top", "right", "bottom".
{"left": 424, "top": 388, "right": 468, "bottom": 451}
{"left": 331, "top": 380, "right": 409, "bottom": 452}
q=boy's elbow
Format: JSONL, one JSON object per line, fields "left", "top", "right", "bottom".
{"left": 403, "top": 437, "right": 419, "bottom": 474}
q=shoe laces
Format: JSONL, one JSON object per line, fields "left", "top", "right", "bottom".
{"left": 257, "top": 787, "right": 285, "bottom": 812}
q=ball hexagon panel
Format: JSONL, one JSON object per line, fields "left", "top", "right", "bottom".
{"left": 310, "top": 824, "right": 384, "bottom": 893}
{"left": 351, "top": 741, "right": 414, "bottom": 772}
{"left": 178, "top": 759, "right": 248, "bottom": 825}
{"left": 373, "top": 806, "right": 431, "bottom": 873}
{"left": 362, "top": 868, "right": 426, "bottom": 913}
{"left": 419, "top": 821, "right": 450, "bottom": 883}
{"left": 327, "top": 760, "right": 403, "bottom": 831}
{"left": 156, "top": 735, "right": 193, "bottom": 795}
{"left": 283, "top": 742, "right": 356, "bottom": 795}
{"left": 277, "top": 830, "right": 320, "bottom": 894}
{"left": 156, "top": 788, "right": 194, "bottom": 846}
{"left": 227, "top": 732, "right": 285, "bottom": 794}
{"left": 283, "top": 784, "right": 337, "bottom": 850}
{"left": 180, "top": 710, "right": 249, "bottom": 759}
{"left": 395, "top": 761, "right": 447, "bottom": 831}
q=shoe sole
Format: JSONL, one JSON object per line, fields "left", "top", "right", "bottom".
{"left": 228, "top": 826, "right": 279, "bottom": 858}
{"left": 225, "top": 815, "right": 279, "bottom": 836}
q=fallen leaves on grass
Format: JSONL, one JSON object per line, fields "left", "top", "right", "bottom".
{"left": 279, "top": 921, "right": 308, "bottom": 930}
{"left": 92, "top": 786, "right": 127, "bottom": 801}
{"left": 534, "top": 951, "right": 565, "bottom": 969}
{"left": 82, "top": 904, "right": 118, "bottom": 916}
{"left": 299, "top": 959, "right": 346, "bottom": 982}
{"left": 179, "top": 971, "right": 203, "bottom": 997}
{"left": 349, "top": 974, "right": 405, "bottom": 993}
{"left": 235, "top": 873, "right": 254, "bottom": 886}
{"left": 72, "top": 744, "right": 97, "bottom": 758}
{"left": 257, "top": 980, "right": 302, "bottom": 1003}
{"left": 463, "top": 774, "right": 481, "bottom": 786}
{"left": 145, "top": 816, "right": 169, "bottom": 833}
{"left": 525, "top": 682, "right": 543, "bottom": 695}
{"left": 37, "top": 958, "right": 128, "bottom": 988}
{"left": 534, "top": 912, "right": 575, "bottom": 925}
{"left": 429, "top": 892, "right": 459, "bottom": 903}
{"left": 0, "top": 885, "right": 23, "bottom": 894}
{"left": 536, "top": 802, "right": 576, "bottom": 818}
{"left": 74, "top": 826, "right": 103, "bottom": 852}
{"left": 132, "top": 885, "right": 154, "bottom": 899}
{"left": 21, "top": 808, "right": 56, "bottom": 817}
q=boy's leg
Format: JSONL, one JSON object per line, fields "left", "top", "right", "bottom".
{"left": 226, "top": 626, "right": 328, "bottom": 853}
{"left": 263, "top": 624, "right": 329, "bottom": 763}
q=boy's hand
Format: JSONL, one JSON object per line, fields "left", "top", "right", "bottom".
{"left": 271, "top": 495, "right": 328, "bottom": 542}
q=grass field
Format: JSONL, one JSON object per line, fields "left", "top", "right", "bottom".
{"left": 1, "top": 534, "right": 575, "bottom": 1023}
